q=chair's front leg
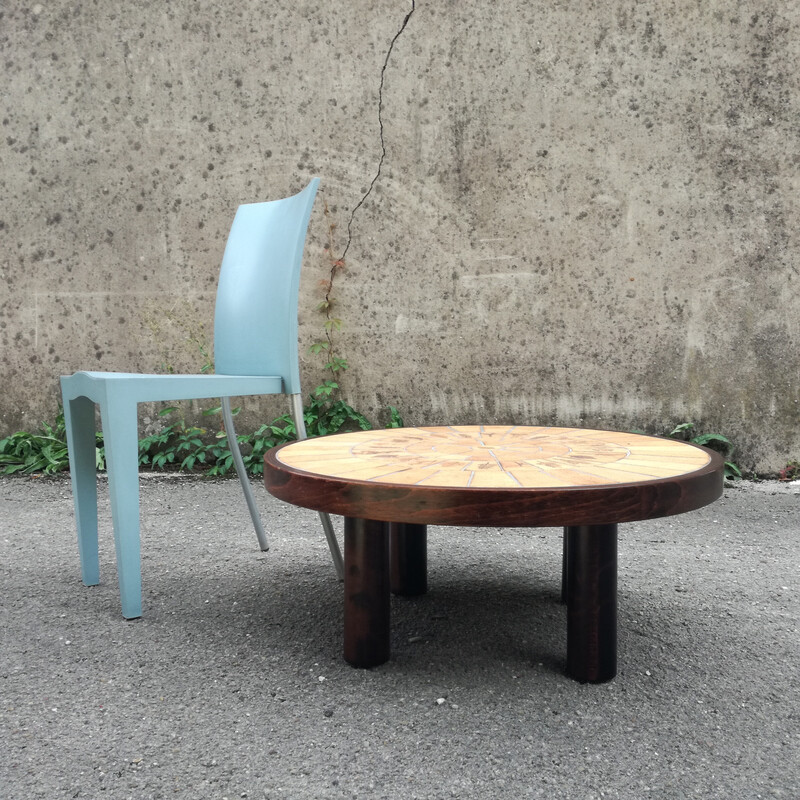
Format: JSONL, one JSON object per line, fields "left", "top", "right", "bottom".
{"left": 100, "top": 395, "right": 143, "bottom": 619}
{"left": 62, "top": 393, "right": 101, "bottom": 586}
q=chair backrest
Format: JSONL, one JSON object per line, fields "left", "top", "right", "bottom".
{"left": 213, "top": 178, "right": 320, "bottom": 394}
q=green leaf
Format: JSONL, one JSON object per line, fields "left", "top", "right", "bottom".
{"left": 326, "top": 357, "right": 349, "bottom": 373}
{"left": 724, "top": 461, "right": 742, "bottom": 479}
{"left": 1, "top": 463, "right": 28, "bottom": 475}
{"left": 668, "top": 422, "right": 694, "bottom": 438}
{"left": 691, "top": 432, "right": 732, "bottom": 449}
{"left": 315, "top": 381, "right": 338, "bottom": 397}
{"left": 0, "top": 389, "right": 403, "bottom": 479}
{"left": 386, "top": 406, "right": 404, "bottom": 428}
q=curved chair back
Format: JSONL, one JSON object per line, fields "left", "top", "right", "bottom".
{"left": 213, "top": 178, "right": 320, "bottom": 393}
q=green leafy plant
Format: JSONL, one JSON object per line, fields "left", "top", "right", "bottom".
{"left": 138, "top": 405, "right": 237, "bottom": 474}
{"left": 0, "top": 382, "right": 403, "bottom": 479}
{"left": 239, "top": 381, "right": 374, "bottom": 476}
{"left": 304, "top": 380, "right": 371, "bottom": 436}
{"left": 386, "top": 406, "right": 404, "bottom": 428}
{"left": 0, "top": 409, "right": 104, "bottom": 475}
{"left": 311, "top": 201, "right": 348, "bottom": 376}
{"left": 136, "top": 382, "right": 395, "bottom": 477}
{"left": 137, "top": 407, "right": 180, "bottom": 469}
{"left": 666, "top": 422, "right": 741, "bottom": 481}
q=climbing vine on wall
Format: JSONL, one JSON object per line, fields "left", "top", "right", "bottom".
{"left": 308, "top": 1, "right": 417, "bottom": 382}
{"left": 309, "top": 199, "right": 348, "bottom": 376}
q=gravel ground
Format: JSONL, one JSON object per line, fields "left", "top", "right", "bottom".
{"left": 1, "top": 475, "right": 798, "bottom": 799}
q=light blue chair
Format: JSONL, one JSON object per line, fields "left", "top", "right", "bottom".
{"left": 60, "top": 178, "right": 343, "bottom": 619}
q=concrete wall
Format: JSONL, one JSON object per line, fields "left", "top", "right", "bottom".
{"left": 2, "top": 1, "right": 798, "bottom": 473}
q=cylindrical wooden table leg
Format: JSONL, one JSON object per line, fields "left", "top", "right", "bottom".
{"left": 561, "top": 526, "right": 569, "bottom": 604}
{"left": 344, "top": 517, "right": 391, "bottom": 668}
{"left": 566, "top": 523, "right": 618, "bottom": 683}
{"left": 390, "top": 522, "right": 427, "bottom": 596}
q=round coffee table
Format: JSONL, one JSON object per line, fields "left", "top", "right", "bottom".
{"left": 263, "top": 425, "right": 723, "bottom": 682}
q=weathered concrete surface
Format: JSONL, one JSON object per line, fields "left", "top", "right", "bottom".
{"left": 1, "top": 2, "right": 799, "bottom": 472}
{"left": 1, "top": 475, "right": 799, "bottom": 798}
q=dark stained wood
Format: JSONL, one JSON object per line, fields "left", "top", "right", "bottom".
{"left": 390, "top": 523, "right": 427, "bottom": 596}
{"left": 264, "top": 426, "right": 725, "bottom": 683}
{"left": 264, "top": 441, "right": 724, "bottom": 527}
{"left": 566, "top": 525, "right": 618, "bottom": 683}
{"left": 344, "top": 517, "right": 390, "bottom": 668}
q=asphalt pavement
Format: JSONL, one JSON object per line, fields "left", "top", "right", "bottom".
{"left": 1, "top": 474, "right": 798, "bottom": 799}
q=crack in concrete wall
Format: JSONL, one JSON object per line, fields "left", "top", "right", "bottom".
{"left": 341, "top": 1, "right": 416, "bottom": 261}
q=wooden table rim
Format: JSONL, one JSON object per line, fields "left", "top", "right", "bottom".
{"left": 264, "top": 425, "right": 724, "bottom": 683}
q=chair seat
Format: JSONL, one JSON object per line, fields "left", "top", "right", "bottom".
{"left": 62, "top": 371, "right": 283, "bottom": 404}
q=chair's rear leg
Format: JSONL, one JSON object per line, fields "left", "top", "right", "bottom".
{"left": 100, "top": 397, "right": 143, "bottom": 619}
{"left": 62, "top": 393, "right": 101, "bottom": 586}
{"left": 290, "top": 393, "right": 344, "bottom": 580}
{"left": 221, "top": 397, "right": 269, "bottom": 552}
{"left": 317, "top": 507, "right": 344, "bottom": 581}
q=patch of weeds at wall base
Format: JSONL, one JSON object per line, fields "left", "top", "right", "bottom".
{"left": 0, "top": 387, "right": 405, "bottom": 478}
{"left": 664, "top": 422, "right": 742, "bottom": 482}
{"left": 626, "top": 422, "right": 741, "bottom": 482}
{"left": 0, "top": 412, "right": 78, "bottom": 475}
{"left": 0, "top": 400, "right": 750, "bottom": 482}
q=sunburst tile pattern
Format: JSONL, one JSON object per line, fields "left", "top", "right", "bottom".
{"left": 276, "top": 425, "right": 712, "bottom": 489}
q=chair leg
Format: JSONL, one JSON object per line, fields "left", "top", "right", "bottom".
{"left": 290, "top": 393, "right": 344, "bottom": 580}
{"left": 99, "top": 396, "right": 143, "bottom": 619}
{"left": 221, "top": 397, "right": 269, "bottom": 551}
{"left": 62, "top": 392, "right": 101, "bottom": 587}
